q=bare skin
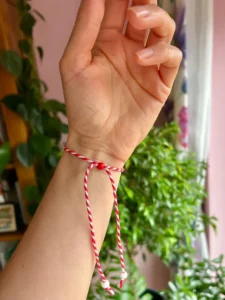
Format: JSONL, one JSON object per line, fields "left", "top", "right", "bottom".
{"left": 0, "top": 0, "right": 181, "bottom": 299}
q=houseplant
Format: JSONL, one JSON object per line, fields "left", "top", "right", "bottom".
{"left": 88, "top": 123, "right": 214, "bottom": 299}
{"left": 165, "top": 255, "right": 225, "bottom": 299}
{"left": 0, "top": 0, "right": 67, "bottom": 214}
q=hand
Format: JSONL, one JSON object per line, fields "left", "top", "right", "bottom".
{"left": 60, "top": 0, "right": 182, "bottom": 166}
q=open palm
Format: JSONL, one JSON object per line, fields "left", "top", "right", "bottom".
{"left": 60, "top": 0, "right": 182, "bottom": 166}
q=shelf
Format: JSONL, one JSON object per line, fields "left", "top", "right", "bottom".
{"left": 0, "top": 231, "right": 24, "bottom": 242}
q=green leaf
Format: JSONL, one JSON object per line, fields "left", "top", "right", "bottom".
{"left": 48, "top": 153, "right": 60, "bottom": 167}
{"left": 124, "top": 186, "right": 134, "bottom": 199}
{"left": 27, "top": 200, "right": 39, "bottom": 215}
{"left": 18, "top": 39, "right": 31, "bottom": 54}
{"left": 26, "top": 3, "right": 31, "bottom": 11}
{"left": 168, "top": 282, "right": 177, "bottom": 292}
{"left": 125, "top": 159, "right": 131, "bottom": 169}
{"left": 140, "top": 295, "right": 153, "bottom": 300}
{"left": 40, "top": 80, "right": 48, "bottom": 93}
{"left": 0, "top": 142, "right": 11, "bottom": 176}
{"left": 44, "top": 99, "right": 67, "bottom": 116}
{"left": 37, "top": 46, "right": 44, "bottom": 60}
{"left": 0, "top": 50, "right": 22, "bottom": 76}
{"left": 20, "top": 13, "right": 36, "bottom": 36}
{"left": 33, "top": 9, "right": 45, "bottom": 21}
{"left": 42, "top": 111, "right": 61, "bottom": 139}
{"left": 24, "top": 185, "right": 42, "bottom": 202}
{"left": 17, "top": 103, "right": 29, "bottom": 121}
{"left": 60, "top": 123, "right": 68, "bottom": 133}
{"left": 24, "top": 185, "right": 42, "bottom": 216}
{"left": 16, "top": 0, "right": 26, "bottom": 11}
{"left": 24, "top": 85, "right": 41, "bottom": 112}
{"left": 211, "top": 222, "right": 217, "bottom": 232}
{"left": 30, "top": 110, "right": 44, "bottom": 134}
{"left": 147, "top": 215, "right": 155, "bottom": 227}
{"left": 16, "top": 143, "right": 34, "bottom": 167}
{"left": 4, "top": 89, "right": 38, "bottom": 123}
{"left": 2, "top": 94, "right": 24, "bottom": 113}
{"left": 212, "top": 255, "right": 224, "bottom": 265}
{"left": 30, "top": 134, "right": 51, "bottom": 157}
{"left": 22, "top": 57, "right": 32, "bottom": 77}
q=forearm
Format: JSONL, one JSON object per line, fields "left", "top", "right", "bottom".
{"left": 0, "top": 149, "right": 120, "bottom": 300}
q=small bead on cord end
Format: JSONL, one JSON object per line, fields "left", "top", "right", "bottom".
{"left": 101, "top": 280, "right": 115, "bottom": 296}
{"left": 119, "top": 270, "right": 128, "bottom": 289}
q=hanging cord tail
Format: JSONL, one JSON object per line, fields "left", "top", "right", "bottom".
{"left": 84, "top": 163, "right": 115, "bottom": 296}
{"left": 105, "top": 169, "right": 128, "bottom": 288}
{"left": 64, "top": 145, "right": 127, "bottom": 295}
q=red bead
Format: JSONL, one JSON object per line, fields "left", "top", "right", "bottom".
{"left": 97, "top": 162, "right": 106, "bottom": 170}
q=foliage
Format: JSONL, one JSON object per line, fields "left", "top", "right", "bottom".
{"left": 88, "top": 253, "right": 148, "bottom": 300}
{"left": 0, "top": 0, "right": 67, "bottom": 212}
{"left": 0, "top": 50, "right": 22, "bottom": 76}
{"left": 165, "top": 255, "right": 225, "bottom": 299}
{"left": 0, "top": 142, "right": 11, "bottom": 176}
{"left": 140, "top": 289, "right": 163, "bottom": 300}
{"left": 88, "top": 123, "right": 215, "bottom": 298}
{"left": 101, "top": 123, "right": 210, "bottom": 267}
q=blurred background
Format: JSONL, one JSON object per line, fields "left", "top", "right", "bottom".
{"left": 0, "top": 0, "right": 225, "bottom": 299}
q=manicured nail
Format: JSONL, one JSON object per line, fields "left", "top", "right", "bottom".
{"left": 128, "top": 6, "right": 150, "bottom": 18}
{"left": 136, "top": 48, "right": 153, "bottom": 59}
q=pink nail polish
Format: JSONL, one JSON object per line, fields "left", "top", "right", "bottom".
{"left": 136, "top": 48, "right": 154, "bottom": 59}
{"left": 129, "top": 6, "right": 150, "bottom": 18}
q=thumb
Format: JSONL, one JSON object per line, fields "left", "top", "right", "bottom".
{"left": 63, "top": 0, "right": 105, "bottom": 71}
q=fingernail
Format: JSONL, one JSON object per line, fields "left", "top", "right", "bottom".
{"left": 128, "top": 6, "right": 150, "bottom": 18}
{"left": 136, "top": 48, "right": 153, "bottom": 59}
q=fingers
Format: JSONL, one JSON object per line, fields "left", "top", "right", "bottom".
{"left": 61, "top": 0, "right": 105, "bottom": 71}
{"left": 136, "top": 43, "right": 182, "bottom": 88}
{"left": 126, "top": 0, "right": 157, "bottom": 43}
{"left": 100, "top": 0, "right": 130, "bottom": 32}
{"left": 126, "top": 3, "right": 175, "bottom": 44}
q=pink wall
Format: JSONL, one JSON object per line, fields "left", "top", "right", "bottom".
{"left": 33, "top": 0, "right": 81, "bottom": 101}
{"left": 209, "top": 0, "right": 225, "bottom": 258}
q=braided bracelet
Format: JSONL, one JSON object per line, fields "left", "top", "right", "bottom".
{"left": 64, "top": 145, "right": 128, "bottom": 296}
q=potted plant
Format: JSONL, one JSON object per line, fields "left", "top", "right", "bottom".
{"left": 165, "top": 255, "right": 225, "bottom": 299}
{"left": 88, "top": 123, "right": 214, "bottom": 299}
{"left": 0, "top": 0, "right": 67, "bottom": 214}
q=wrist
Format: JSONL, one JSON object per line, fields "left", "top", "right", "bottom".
{"left": 66, "top": 135, "right": 125, "bottom": 168}
{"left": 58, "top": 143, "right": 122, "bottom": 194}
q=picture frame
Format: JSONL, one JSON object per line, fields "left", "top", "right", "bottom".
{"left": 0, "top": 204, "right": 17, "bottom": 233}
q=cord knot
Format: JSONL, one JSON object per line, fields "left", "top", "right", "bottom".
{"left": 97, "top": 162, "right": 107, "bottom": 170}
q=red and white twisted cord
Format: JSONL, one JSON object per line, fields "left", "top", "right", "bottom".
{"left": 64, "top": 145, "right": 128, "bottom": 296}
